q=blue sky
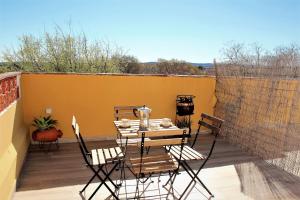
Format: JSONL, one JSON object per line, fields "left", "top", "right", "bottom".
{"left": 0, "top": 0, "right": 299, "bottom": 62}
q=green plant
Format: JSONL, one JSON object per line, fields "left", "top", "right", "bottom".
{"left": 32, "top": 116, "right": 57, "bottom": 131}
{"left": 176, "top": 117, "right": 192, "bottom": 128}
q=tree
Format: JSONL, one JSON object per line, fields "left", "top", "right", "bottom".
{"left": 1, "top": 26, "right": 138, "bottom": 73}
{"left": 220, "top": 42, "right": 300, "bottom": 77}
{"left": 113, "top": 55, "right": 141, "bottom": 74}
{"left": 155, "top": 58, "right": 203, "bottom": 75}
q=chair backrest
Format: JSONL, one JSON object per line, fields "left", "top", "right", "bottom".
{"left": 137, "top": 128, "right": 188, "bottom": 161}
{"left": 199, "top": 113, "right": 223, "bottom": 136}
{"left": 72, "top": 116, "right": 90, "bottom": 154}
{"left": 199, "top": 113, "right": 224, "bottom": 134}
{"left": 71, "top": 116, "right": 91, "bottom": 165}
{"left": 72, "top": 115, "right": 76, "bottom": 129}
{"left": 192, "top": 113, "right": 224, "bottom": 159}
{"left": 114, "top": 105, "right": 144, "bottom": 120}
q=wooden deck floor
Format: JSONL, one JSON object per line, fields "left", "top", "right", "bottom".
{"left": 13, "top": 135, "right": 300, "bottom": 200}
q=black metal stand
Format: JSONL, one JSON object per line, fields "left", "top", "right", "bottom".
{"left": 38, "top": 140, "right": 59, "bottom": 152}
{"left": 175, "top": 95, "right": 195, "bottom": 136}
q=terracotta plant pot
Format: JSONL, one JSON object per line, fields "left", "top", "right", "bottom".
{"left": 32, "top": 128, "right": 63, "bottom": 142}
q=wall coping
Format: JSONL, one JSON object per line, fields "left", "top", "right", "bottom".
{"left": 0, "top": 72, "right": 21, "bottom": 80}
{"left": 216, "top": 75, "right": 300, "bottom": 81}
{"left": 3, "top": 71, "right": 300, "bottom": 80}
{"left": 21, "top": 72, "right": 216, "bottom": 78}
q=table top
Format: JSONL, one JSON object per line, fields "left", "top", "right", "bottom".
{"left": 114, "top": 119, "right": 179, "bottom": 138}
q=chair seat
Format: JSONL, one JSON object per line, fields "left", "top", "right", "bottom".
{"left": 116, "top": 138, "right": 151, "bottom": 145}
{"left": 129, "top": 153, "right": 177, "bottom": 174}
{"left": 91, "top": 147, "right": 124, "bottom": 165}
{"left": 165, "top": 145, "right": 206, "bottom": 161}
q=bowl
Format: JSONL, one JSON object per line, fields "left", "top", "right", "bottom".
{"left": 161, "top": 118, "right": 171, "bottom": 126}
{"left": 121, "top": 119, "right": 130, "bottom": 127}
{"left": 149, "top": 123, "right": 160, "bottom": 130}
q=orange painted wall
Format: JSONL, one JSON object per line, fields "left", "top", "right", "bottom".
{"left": 21, "top": 73, "right": 216, "bottom": 139}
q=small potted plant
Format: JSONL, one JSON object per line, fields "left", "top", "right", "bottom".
{"left": 32, "top": 116, "right": 63, "bottom": 144}
{"left": 176, "top": 117, "right": 192, "bottom": 129}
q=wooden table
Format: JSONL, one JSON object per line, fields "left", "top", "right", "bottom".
{"left": 113, "top": 119, "right": 179, "bottom": 139}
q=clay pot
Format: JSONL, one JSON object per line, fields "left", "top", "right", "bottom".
{"left": 57, "top": 129, "right": 63, "bottom": 138}
{"left": 32, "top": 128, "right": 63, "bottom": 142}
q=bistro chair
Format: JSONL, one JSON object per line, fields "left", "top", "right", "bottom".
{"left": 71, "top": 116, "right": 124, "bottom": 200}
{"left": 114, "top": 105, "right": 144, "bottom": 121}
{"left": 114, "top": 105, "right": 151, "bottom": 152}
{"left": 129, "top": 128, "right": 188, "bottom": 199}
{"left": 165, "top": 113, "right": 224, "bottom": 199}
{"left": 114, "top": 105, "right": 144, "bottom": 145}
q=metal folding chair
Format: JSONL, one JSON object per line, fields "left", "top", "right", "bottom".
{"left": 114, "top": 105, "right": 144, "bottom": 146}
{"left": 129, "top": 128, "right": 188, "bottom": 199}
{"left": 114, "top": 105, "right": 151, "bottom": 154}
{"left": 114, "top": 105, "right": 144, "bottom": 121}
{"left": 71, "top": 116, "right": 123, "bottom": 200}
{"left": 165, "top": 113, "right": 224, "bottom": 199}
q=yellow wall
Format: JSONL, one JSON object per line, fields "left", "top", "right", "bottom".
{"left": 0, "top": 97, "right": 30, "bottom": 200}
{"left": 21, "top": 73, "right": 216, "bottom": 139}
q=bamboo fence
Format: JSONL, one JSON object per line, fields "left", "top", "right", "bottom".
{"left": 214, "top": 61, "right": 300, "bottom": 177}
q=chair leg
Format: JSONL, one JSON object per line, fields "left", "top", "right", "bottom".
{"left": 170, "top": 171, "right": 177, "bottom": 199}
{"left": 183, "top": 162, "right": 211, "bottom": 189}
{"left": 191, "top": 133, "right": 199, "bottom": 148}
{"left": 100, "top": 167, "right": 120, "bottom": 188}
{"left": 179, "top": 175, "right": 213, "bottom": 199}
{"left": 180, "top": 162, "right": 214, "bottom": 198}
{"left": 134, "top": 176, "right": 140, "bottom": 199}
{"left": 146, "top": 146, "right": 151, "bottom": 154}
{"left": 163, "top": 171, "right": 176, "bottom": 187}
{"left": 116, "top": 160, "right": 124, "bottom": 186}
{"left": 81, "top": 164, "right": 120, "bottom": 195}
{"left": 80, "top": 167, "right": 101, "bottom": 193}
{"left": 182, "top": 162, "right": 201, "bottom": 182}
{"left": 197, "top": 179, "right": 214, "bottom": 197}
{"left": 89, "top": 163, "right": 120, "bottom": 200}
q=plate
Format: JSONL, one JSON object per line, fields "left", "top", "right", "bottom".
{"left": 149, "top": 126, "right": 160, "bottom": 130}
{"left": 160, "top": 123, "right": 172, "bottom": 128}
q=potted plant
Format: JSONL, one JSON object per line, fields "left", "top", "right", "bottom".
{"left": 32, "top": 116, "right": 63, "bottom": 143}
{"left": 175, "top": 117, "right": 192, "bottom": 129}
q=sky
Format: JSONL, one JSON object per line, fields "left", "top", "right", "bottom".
{"left": 0, "top": 0, "right": 299, "bottom": 63}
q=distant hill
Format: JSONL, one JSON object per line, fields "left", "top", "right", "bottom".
{"left": 189, "top": 63, "right": 213, "bottom": 68}
{"left": 143, "top": 62, "right": 213, "bottom": 68}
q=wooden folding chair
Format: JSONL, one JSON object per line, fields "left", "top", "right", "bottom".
{"left": 114, "top": 105, "right": 152, "bottom": 154}
{"left": 129, "top": 128, "right": 188, "bottom": 199}
{"left": 165, "top": 113, "right": 224, "bottom": 199}
{"left": 114, "top": 105, "right": 144, "bottom": 121}
{"left": 114, "top": 105, "right": 144, "bottom": 145}
{"left": 71, "top": 116, "right": 123, "bottom": 200}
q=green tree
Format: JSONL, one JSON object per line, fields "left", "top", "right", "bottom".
{"left": 154, "top": 58, "right": 203, "bottom": 75}
{"left": 2, "top": 26, "right": 138, "bottom": 73}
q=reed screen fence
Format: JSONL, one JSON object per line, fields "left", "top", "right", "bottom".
{"left": 214, "top": 63, "right": 300, "bottom": 177}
